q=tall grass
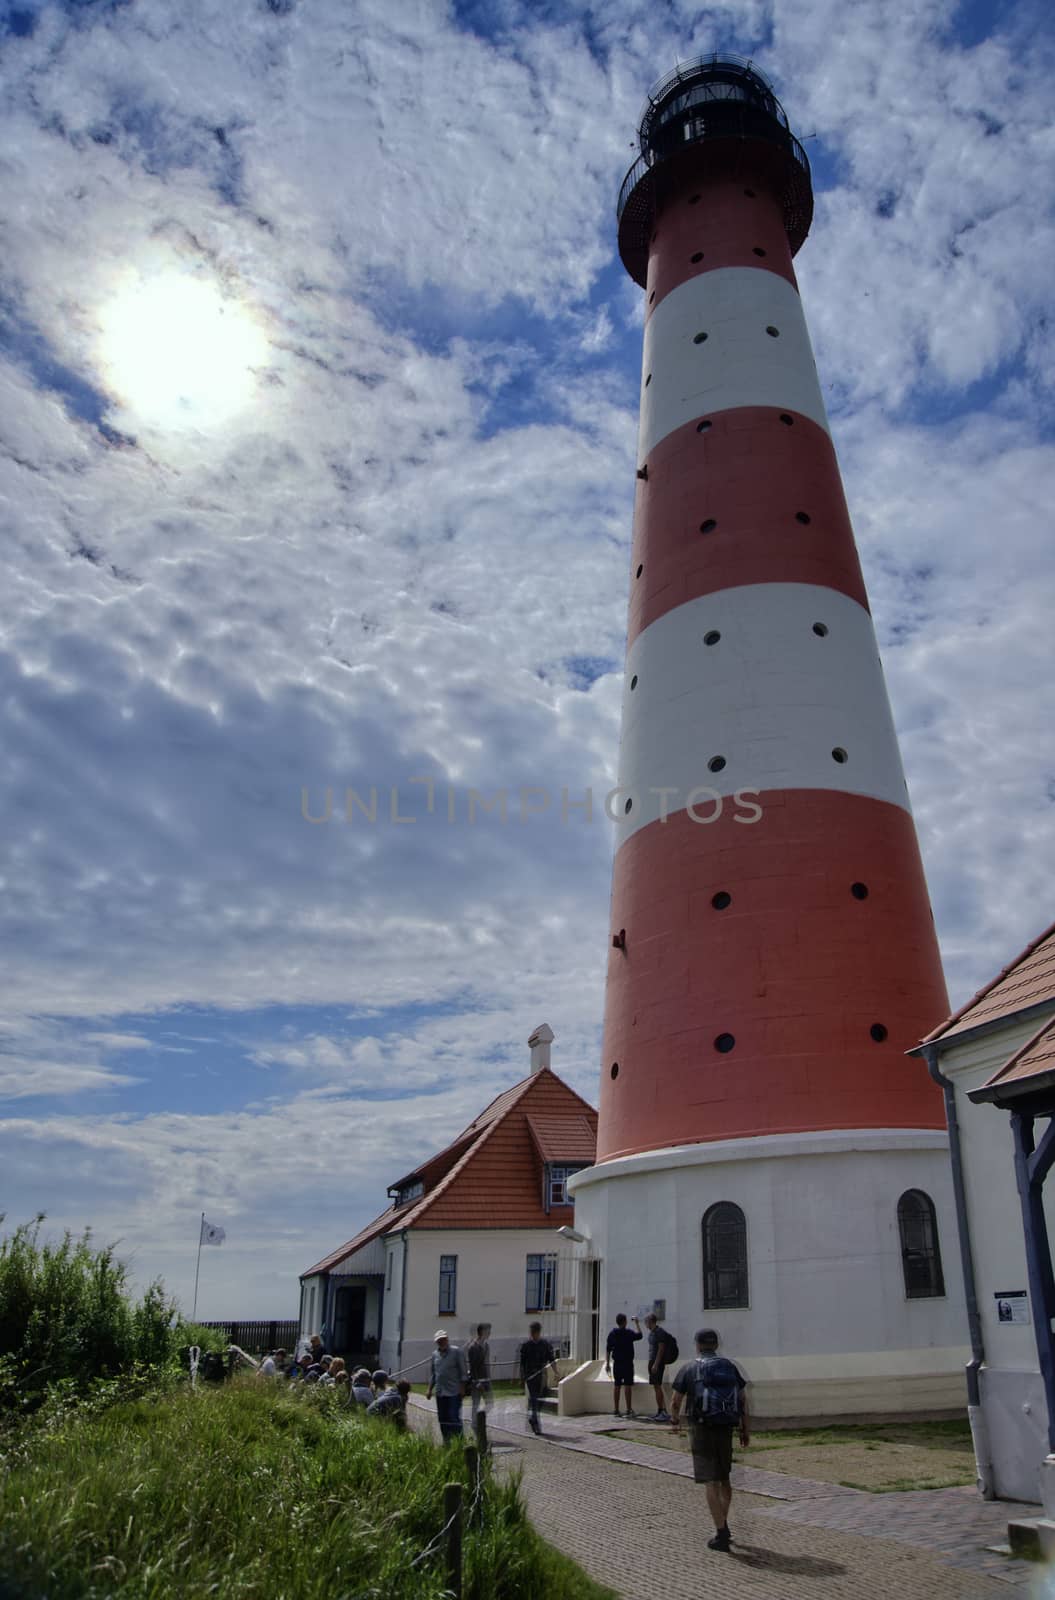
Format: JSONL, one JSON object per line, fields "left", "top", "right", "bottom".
{"left": 0, "top": 1381, "right": 615, "bottom": 1599}
{"left": 0, "top": 1216, "right": 180, "bottom": 1427}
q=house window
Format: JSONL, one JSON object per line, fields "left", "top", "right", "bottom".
{"left": 438, "top": 1254, "right": 457, "bottom": 1315}
{"left": 526, "top": 1252, "right": 557, "bottom": 1312}
{"left": 394, "top": 1180, "right": 424, "bottom": 1206}
{"left": 898, "top": 1190, "right": 945, "bottom": 1299}
{"left": 703, "top": 1202, "right": 748, "bottom": 1309}
{"left": 547, "top": 1164, "right": 587, "bottom": 1208}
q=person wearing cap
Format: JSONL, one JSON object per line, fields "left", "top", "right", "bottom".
{"left": 669, "top": 1328, "right": 750, "bottom": 1554}
{"left": 426, "top": 1329, "right": 469, "bottom": 1443}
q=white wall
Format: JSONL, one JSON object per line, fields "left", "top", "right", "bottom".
{"left": 566, "top": 1129, "right": 968, "bottom": 1409}
{"left": 380, "top": 1227, "right": 576, "bottom": 1381}
{"left": 940, "top": 1008, "right": 1055, "bottom": 1503}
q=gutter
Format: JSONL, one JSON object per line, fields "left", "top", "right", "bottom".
{"left": 396, "top": 1228, "right": 409, "bottom": 1371}
{"left": 922, "top": 1040, "right": 996, "bottom": 1498}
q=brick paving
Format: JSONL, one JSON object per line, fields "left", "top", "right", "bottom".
{"left": 407, "top": 1395, "right": 1040, "bottom": 1595}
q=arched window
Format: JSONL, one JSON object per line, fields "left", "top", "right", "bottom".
{"left": 703, "top": 1202, "right": 748, "bottom": 1309}
{"left": 897, "top": 1189, "right": 945, "bottom": 1299}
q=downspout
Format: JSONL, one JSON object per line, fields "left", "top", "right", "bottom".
{"left": 397, "top": 1229, "right": 409, "bottom": 1372}
{"left": 923, "top": 1041, "right": 996, "bottom": 1498}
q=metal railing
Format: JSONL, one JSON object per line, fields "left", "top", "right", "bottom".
{"left": 617, "top": 122, "right": 811, "bottom": 224}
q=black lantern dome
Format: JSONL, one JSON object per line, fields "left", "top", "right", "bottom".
{"left": 617, "top": 53, "right": 813, "bottom": 286}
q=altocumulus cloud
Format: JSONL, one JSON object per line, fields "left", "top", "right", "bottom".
{"left": 0, "top": 0, "right": 1051, "bottom": 1315}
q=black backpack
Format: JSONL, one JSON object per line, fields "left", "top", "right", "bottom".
{"left": 689, "top": 1355, "right": 742, "bottom": 1424}
{"left": 663, "top": 1331, "right": 679, "bottom": 1363}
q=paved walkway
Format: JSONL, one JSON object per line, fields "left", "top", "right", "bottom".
{"left": 408, "top": 1396, "right": 1041, "bottom": 1597}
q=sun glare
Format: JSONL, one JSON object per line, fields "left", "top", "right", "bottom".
{"left": 98, "top": 270, "right": 270, "bottom": 431}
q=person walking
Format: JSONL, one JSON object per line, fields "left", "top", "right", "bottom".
{"left": 644, "top": 1313, "right": 677, "bottom": 1420}
{"left": 605, "top": 1312, "right": 643, "bottom": 1417}
{"left": 669, "top": 1328, "right": 750, "bottom": 1553}
{"left": 467, "top": 1322, "right": 492, "bottom": 1425}
{"left": 518, "top": 1321, "right": 559, "bottom": 1436}
{"left": 426, "top": 1329, "right": 469, "bottom": 1444}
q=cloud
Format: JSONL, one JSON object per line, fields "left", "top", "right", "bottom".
{"left": 0, "top": 0, "right": 1051, "bottom": 1315}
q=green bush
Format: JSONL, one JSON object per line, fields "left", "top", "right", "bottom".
{"left": 0, "top": 1381, "right": 616, "bottom": 1599}
{"left": 0, "top": 1216, "right": 178, "bottom": 1418}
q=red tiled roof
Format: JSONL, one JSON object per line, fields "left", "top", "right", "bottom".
{"left": 922, "top": 921, "right": 1055, "bottom": 1045}
{"left": 300, "top": 1201, "right": 410, "bottom": 1278}
{"left": 388, "top": 1078, "right": 539, "bottom": 1193}
{"left": 399, "top": 1068, "right": 598, "bottom": 1231}
{"left": 970, "top": 1016, "right": 1055, "bottom": 1105}
{"left": 525, "top": 1113, "right": 597, "bottom": 1164}
{"left": 303, "top": 1069, "right": 599, "bottom": 1273}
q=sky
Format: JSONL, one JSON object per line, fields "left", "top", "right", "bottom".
{"left": 1, "top": 0, "right": 1052, "bottom": 1320}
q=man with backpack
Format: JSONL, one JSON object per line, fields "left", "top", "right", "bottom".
{"left": 643, "top": 1313, "right": 678, "bottom": 1421}
{"left": 669, "top": 1328, "right": 750, "bottom": 1553}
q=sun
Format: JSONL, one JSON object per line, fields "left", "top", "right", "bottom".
{"left": 97, "top": 268, "right": 270, "bottom": 431}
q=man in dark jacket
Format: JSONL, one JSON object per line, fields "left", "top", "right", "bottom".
{"left": 605, "top": 1312, "right": 643, "bottom": 1417}
{"left": 519, "top": 1322, "right": 559, "bottom": 1435}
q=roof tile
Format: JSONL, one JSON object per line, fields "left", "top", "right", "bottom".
{"left": 923, "top": 921, "right": 1055, "bottom": 1044}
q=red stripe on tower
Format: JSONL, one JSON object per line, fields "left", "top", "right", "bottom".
{"left": 598, "top": 55, "right": 949, "bottom": 1162}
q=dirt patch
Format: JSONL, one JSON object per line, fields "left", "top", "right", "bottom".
{"left": 611, "top": 1419, "right": 977, "bottom": 1493}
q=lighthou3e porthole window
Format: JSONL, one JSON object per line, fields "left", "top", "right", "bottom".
{"left": 703, "top": 1202, "right": 749, "bottom": 1308}
{"left": 526, "top": 1252, "right": 558, "bottom": 1313}
{"left": 897, "top": 1190, "right": 945, "bottom": 1299}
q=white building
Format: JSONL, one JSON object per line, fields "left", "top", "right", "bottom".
{"left": 913, "top": 920, "right": 1055, "bottom": 1506}
{"left": 299, "top": 1026, "right": 598, "bottom": 1381}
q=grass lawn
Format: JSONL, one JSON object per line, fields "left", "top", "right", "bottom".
{"left": 0, "top": 1380, "right": 617, "bottom": 1598}
{"left": 611, "top": 1417, "right": 977, "bottom": 1492}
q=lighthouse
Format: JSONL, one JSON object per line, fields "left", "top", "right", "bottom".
{"left": 565, "top": 56, "right": 967, "bottom": 1418}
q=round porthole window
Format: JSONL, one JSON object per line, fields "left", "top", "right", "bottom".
{"left": 712, "top": 891, "right": 732, "bottom": 910}
{"left": 610, "top": 1061, "right": 619, "bottom": 1079}
{"left": 870, "top": 1024, "right": 888, "bottom": 1043}
{"left": 714, "top": 1033, "right": 736, "bottom": 1053}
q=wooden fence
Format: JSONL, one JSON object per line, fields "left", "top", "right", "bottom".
{"left": 195, "top": 1319, "right": 299, "bottom": 1353}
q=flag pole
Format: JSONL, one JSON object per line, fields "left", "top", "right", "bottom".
{"left": 192, "top": 1211, "right": 204, "bottom": 1322}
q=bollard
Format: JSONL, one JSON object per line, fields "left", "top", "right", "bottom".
{"left": 443, "top": 1481, "right": 463, "bottom": 1599}
{"left": 474, "top": 1407, "right": 489, "bottom": 1456}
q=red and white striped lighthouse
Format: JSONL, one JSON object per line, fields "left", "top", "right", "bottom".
{"left": 599, "top": 56, "right": 949, "bottom": 1160}
{"left": 566, "top": 57, "right": 965, "bottom": 1416}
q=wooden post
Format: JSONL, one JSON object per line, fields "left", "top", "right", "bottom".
{"left": 474, "top": 1407, "right": 489, "bottom": 1456}
{"left": 443, "top": 1482, "right": 463, "bottom": 1599}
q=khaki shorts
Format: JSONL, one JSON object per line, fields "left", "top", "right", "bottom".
{"left": 689, "top": 1423, "right": 734, "bottom": 1483}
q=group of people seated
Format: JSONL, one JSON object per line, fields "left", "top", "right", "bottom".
{"left": 254, "top": 1333, "right": 412, "bottom": 1426}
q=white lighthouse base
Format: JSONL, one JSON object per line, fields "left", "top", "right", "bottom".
{"left": 562, "top": 1130, "right": 970, "bottom": 1419}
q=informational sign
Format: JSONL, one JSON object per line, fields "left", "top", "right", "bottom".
{"left": 636, "top": 1299, "right": 667, "bottom": 1320}
{"left": 994, "top": 1291, "right": 1030, "bottom": 1325}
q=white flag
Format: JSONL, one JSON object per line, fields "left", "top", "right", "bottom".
{"left": 200, "top": 1219, "right": 226, "bottom": 1247}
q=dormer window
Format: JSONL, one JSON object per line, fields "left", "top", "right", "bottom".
{"left": 546, "top": 1164, "right": 588, "bottom": 1209}
{"left": 394, "top": 1180, "right": 423, "bottom": 1207}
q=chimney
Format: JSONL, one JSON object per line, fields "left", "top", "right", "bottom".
{"left": 527, "top": 1022, "right": 555, "bottom": 1074}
